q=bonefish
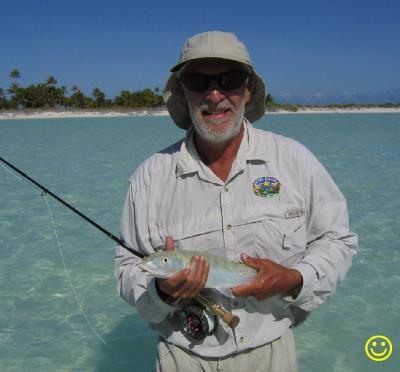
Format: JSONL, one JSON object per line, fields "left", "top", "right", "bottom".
{"left": 140, "top": 250, "right": 257, "bottom": 296}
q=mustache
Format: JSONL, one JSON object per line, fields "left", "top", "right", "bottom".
{"left": 200, "top": 100, "right": 235, "bottom": 113}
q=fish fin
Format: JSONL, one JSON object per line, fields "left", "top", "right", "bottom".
{"left": 203, "top": 247, "right": 227, "bottom": 258}
{"left": 213, "top": 287, "right": 235, "bottom": 299}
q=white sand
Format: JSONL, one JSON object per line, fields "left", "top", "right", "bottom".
{"left": 0, "top": 107, "right": 399, "bottom": 120}
{"left": 0, "top": 109, "right": 170, "bottom": 120}
{"left": 268, "top": 107, "right": 400, "bottom": 114}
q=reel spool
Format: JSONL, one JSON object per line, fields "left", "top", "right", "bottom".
{"left": 179, "top": 303, "right": 217, "bottom": 340}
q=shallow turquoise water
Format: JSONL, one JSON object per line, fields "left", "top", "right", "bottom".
{"left": 0, "top": 114, "right": 399, "bottom": 371}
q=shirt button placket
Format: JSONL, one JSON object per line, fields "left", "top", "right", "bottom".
{"left": 220, "top": 185, "right": 234, "bottom": 249}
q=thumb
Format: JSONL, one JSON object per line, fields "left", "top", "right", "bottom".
{"left": 240, "top": 253, "right": 263, "bottom": 270}
{"left": 165, "top": 236, "right": 175, "bottom": 251}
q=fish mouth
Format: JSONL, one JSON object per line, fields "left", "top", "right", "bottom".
{"left": 139, "top": 263, "right": 156, "bottom": 275}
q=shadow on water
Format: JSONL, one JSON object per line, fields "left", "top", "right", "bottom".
{"left": 94, "top": 315, "right": 158, "bottom": 372}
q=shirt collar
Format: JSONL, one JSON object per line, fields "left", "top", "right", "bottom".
{"left": 176, "top": 118, "right": 268, "bottom": 178}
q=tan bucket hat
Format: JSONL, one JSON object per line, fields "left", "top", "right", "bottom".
{"left": 164, "top": 31, "right": 266, "bottom": 129}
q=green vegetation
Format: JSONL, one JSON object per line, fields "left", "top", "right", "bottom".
{"left": 265, "top": 95, "right": 400, "bottom": 112}
{"left": 1, "top": 69, "right": 399, "bottom": 112}
{"left": 0, "top": 69, "right": 164, "bottom": 110}
{"left": 265, "top": 94, "right": 299, "bottom": 112}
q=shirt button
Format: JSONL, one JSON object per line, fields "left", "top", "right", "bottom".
{"left": 223, "top": 186, "right": 229, "bottom": 192}
{"left": 226, "top": 224, "right": 232, "bottom": 230}
{"left": 240, "top": 336, "right": 245, "bottom": 342}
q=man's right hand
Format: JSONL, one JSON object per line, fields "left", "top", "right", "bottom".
{"left": 156, "top": 236, "right": 209, "bottom": 299}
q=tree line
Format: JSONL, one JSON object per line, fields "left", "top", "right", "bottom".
{"left": 2, "top": 69, "right": 398, "bottom": 111}
{"left": 0, "top": 69, "right": 164, "bottom": 110}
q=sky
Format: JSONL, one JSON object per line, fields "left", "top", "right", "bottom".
{"left": 1, "top": 0, "right": 399, "bottom": 104}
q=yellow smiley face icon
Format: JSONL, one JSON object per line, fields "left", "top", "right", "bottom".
{"left": 365, "top": 335, "right": 393, "bottom": 362}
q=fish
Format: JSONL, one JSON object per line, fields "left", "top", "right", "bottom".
{"left": 140, "top": 250, "right": 257, "bottom": 297}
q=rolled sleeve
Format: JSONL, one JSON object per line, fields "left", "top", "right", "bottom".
{"left": 114, "top": 171, "right": 177, "bottom": 324}
{"left": 285, "top": 153, "right": 358, "bottom": 312}
{"left": 282, "top": 262, "right": 320, "bottom": 307}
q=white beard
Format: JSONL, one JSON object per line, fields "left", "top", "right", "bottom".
{"left": 188, "top": 99, "right": 245, "bottom": 144}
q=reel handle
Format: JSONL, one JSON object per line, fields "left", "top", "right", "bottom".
{"left": 194, "top": 294, "right": 240, "bottom": 328}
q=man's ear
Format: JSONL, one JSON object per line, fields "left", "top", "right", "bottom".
{"left": 244, "top": 86, "right": 251, "bottom": 104}
{"left": 244, "top": 76, "right": 253, "bottom": 104}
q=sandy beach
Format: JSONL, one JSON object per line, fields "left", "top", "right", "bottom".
{"left": 0, "top": 108, "right": 170, "bottom": 120}
{"left": 270, "top": 107, "right": 400, "bottom": 115}
{"left": 0, "top": 107, "right": 400, "bottom": 120}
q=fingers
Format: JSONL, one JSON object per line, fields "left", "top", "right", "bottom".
{"left": 233, "top": 257, "right": 303, "bottom": 300}
{"left": 231, "top": 281, "right": 259, "bottom": 298}
{"left": 173, "top": 256, "right": 209, "bottom": 298}
{"left": 157, "top": 268, "right": 191, "bottom": 297}
{"left": 231, "top": 281, "right": 271, "bottom": 300}
{"left": 157, "top": 256, "right": 209, "bottom": 299}
{"left": 165, "top": 236, "right": 175, "bottom": 251}
{"left": 240, "top": 253, "right": 266, "bottom": 269}
{"left": 159, "top": 238, "right": 209, "bottom": 299}
{"left": 165, "top": 268, "right": 191, "bottom": 287}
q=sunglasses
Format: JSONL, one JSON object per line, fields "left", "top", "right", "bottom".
{"left": 180, "top": 71, "right": 250, "bottom": 92}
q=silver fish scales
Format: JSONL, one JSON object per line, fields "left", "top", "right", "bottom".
{"left": 140, "top": 250, "right": 257, "bottom": 290}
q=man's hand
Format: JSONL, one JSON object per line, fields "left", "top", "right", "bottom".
{"left": 156, "top": 236, "right": 209, "bottom": 299}
{"left": 231, "top": 254, "right": 303, "bottom": 300}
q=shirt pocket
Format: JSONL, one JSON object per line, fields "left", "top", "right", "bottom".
{"left": 234, "top": 205, "right": 306, "bottom": 267}
{"left": 151, "top": 212, "right": 224, "bottom": 254}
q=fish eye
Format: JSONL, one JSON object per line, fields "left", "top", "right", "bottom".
{"left": 162, "top": 257, "right": 169, "bottom": 264}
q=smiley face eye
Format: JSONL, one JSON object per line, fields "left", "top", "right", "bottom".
{"left": 162, "top": 257, "right": 169, "bottom": 264}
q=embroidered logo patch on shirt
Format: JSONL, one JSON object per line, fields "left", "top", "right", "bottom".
{"left": 253, "top": 177, "right": 281, "bottom": 197}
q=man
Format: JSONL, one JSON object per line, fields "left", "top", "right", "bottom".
{"left": 115, "top": 31, "right": 357, "bottom": 371}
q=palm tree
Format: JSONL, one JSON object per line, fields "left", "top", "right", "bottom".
{"left": 60, "top": 86, "right": 68, "bottom": 107}
{"left": 43, "top": 76, "right": 57, "bottom": 107}
{"left": 265, "top": 94, "right": 274, "bottom": 106}
{"left": 8, "top": 69, "right": 22, "bottom": 108}
{"left": 68, "top": 85, "right": 87, "bottom": 108}
{"left": 46, "top": 75, "right": 57, "bottom": 86}
{"left": 71, "top": 85, "right": 80, "bottom": 94}
{"left": 10, "top": 68, "right": 21, "bottom": 80}
{"left": 0, "top": 87, "right": 7, "bottom": 109}
{"left": 92, "top": 87, "right": 106, "bottom": 108}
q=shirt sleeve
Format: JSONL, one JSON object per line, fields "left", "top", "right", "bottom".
{"left": 284, "top": 152, "right": 358, "bottom": 311}
{"left": 114, "top": 170, "right": 177, "bottom": 323}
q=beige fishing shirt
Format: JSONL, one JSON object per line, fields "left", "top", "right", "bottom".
{"left": 115, "top": 120, "right": 357, "bottom": 358}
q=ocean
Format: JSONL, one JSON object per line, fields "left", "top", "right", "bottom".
{"left": 0, "top": 114, "right": 399, "bottom": 371}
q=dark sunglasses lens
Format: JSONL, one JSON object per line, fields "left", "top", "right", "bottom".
{"left": 182, "top": 71, "right": 248, "bottom": 92}
{"left": 182, "top": 74, "right": 209, "bottom": 91}
{"left": 220, "top": 71, "right": 248, "bottom": 90}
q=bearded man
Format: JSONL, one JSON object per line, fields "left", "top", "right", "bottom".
{"left": 115, "top": 31, "right": 357, "bottom": 372}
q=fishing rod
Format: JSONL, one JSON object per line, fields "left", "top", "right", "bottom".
{"left": 0, "top": 156, "right": 239, "bottom": 331}
{"left": 0, "top": 155, "right": 142, "bottom": 258}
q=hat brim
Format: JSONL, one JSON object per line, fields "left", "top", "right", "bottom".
{"left": 164, "top": 69, "right": 266, "bottom": 130}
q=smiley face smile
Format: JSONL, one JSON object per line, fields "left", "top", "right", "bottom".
{"left": 365, "top": 335, "right": 393, "bottom": 362}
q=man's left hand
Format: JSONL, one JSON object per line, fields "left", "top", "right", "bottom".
{"left": 231, "top": 254, "right": 303, "bottom": 300}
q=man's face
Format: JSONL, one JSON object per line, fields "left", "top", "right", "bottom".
{"left": 180, "top": 59, "right": 251, "bottom": 144}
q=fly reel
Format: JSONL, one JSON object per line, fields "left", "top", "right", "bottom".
{"left": 178, "top": 303, "right": 217, "bottom": 340}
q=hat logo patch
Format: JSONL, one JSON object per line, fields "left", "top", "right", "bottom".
{"left": 253, "top": 177, "right": 281, "bottom": 197}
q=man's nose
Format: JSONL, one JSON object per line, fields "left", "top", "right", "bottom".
{"left": 205, "top": 82, "right": 226, "bottom": 102}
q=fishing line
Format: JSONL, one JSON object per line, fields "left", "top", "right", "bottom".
{"left": 1, "top": 160, "right": 109, "bottom": 347}
{"left": 42, "top": 192, "right": 109, "bottom": 348}
{"left": 1, "top": 161, "right": 24, "bottom": 181}
{"left": 1, "top": 157, "right": 240, "bottom": 345}
{"left": 158, "top": 342, "right": 176, "bottom": 369}
{"left": 0, "top": 156, "right": 143, "bottom": 259}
